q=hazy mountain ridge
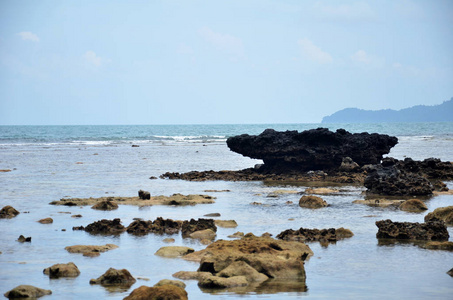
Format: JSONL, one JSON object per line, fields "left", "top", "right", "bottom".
{"left": 322, "top": 98, "right": 453, "bottom": 123}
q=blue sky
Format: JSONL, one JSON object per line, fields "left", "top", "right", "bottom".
{"left": 0, "top": 0, "right": 452, "bottom": 125}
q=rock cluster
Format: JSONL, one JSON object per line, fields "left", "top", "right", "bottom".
{"left": 126, "top": 217, "right": 182, "bottom": 235}
{"left": 73, "top": 218, "right": 126, "bottom": 235}
{"left": 375, "top": 219, "right": 449, "bottom": 241}
{"left": 364, "top": 158, "right": 434, "bottom": 196}
{"left": 226, "top": 128, "right": 397, "bottom": 172}
{"left": 177, "top": 234, "right": 313, "bottom": 290}
{"left": 276, "top": 227, "right": 353, "bottom": 244}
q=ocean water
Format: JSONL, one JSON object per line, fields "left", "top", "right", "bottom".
{"left": 0, "top": 123, "right": 452, "bottom": 299}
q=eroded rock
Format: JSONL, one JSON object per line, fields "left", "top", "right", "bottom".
{"left": 375, "top": 219, "right": 449, "bottom": 241}
{"left": 90, "top": 268, "right": 136, "bottom": 286}
{"left": 4, "top": 285, "right": 51, "bottom": 299}
{"left": 124, "top": 285, "right": 188, "bottom": 300}
{"left": 298, "top": 195, "right": 328, "bottom": 209}
{"left": 424, "top": 206, "right": 453, "bottom": 226}
{"left": 155, "top": 246, "right": 194, "bottom": 258}
{"left": 0, "top": 205, "right": 20, "bottom": 219}
{"left": 399, "top": 199, "right": 427, "bottom": 213}
{"left": 76, "top": 218, "right": 126, "bottom": 235}
{"left": 126, "top": 217, "right": 182, "bottom": 235}
{"left": 181, "top": 218, "right": 216, "bottom": 238}
{"left": 65, "top": 244, "right": 118, "bottom": 256}
{"left": 43, "top": 262, "right": 80, "bottom": 278}
{"left": 277, "top": 227, "right": 353, "bottom": 243}
{"left": 91, "top": 200, "right": 118, "bottom": 211}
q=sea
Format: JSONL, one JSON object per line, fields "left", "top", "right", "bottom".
{"left": 0, "top": 123, "right": 452, "bottom": 299}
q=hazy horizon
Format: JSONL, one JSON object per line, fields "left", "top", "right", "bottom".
{"left": 1, "top": 0, "right": 452, "bottom": 125}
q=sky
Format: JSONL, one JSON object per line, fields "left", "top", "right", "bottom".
{"left": 0, "top": 0, "right": 452, "bottom": 125}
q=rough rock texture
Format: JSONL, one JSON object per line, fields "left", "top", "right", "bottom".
{"left": 43, "top": 262, "right": 80, "bottom": 278}
{"left": 38, "top": 217, "right": 53, "bottom": 224}
{"left": 4, "top": 285, "right": 52, "bottom": 299}
{"left": 198, "top": 275, "right": 248, "bottom": 289}
{"left": 375, "top": 219, "right": 449, "bottom": 241}
{"left": 395, "top": 157, "right": 453, "bottom": 180}
{"left": 172, "top": 271, "right": 212, "bottom": 280}
{"left": 364, "top": 158, "right": 434, "bottom": 196}
{"left": 339, "top": 157, "right": 360, "bottom": 172}
{"left": 183, "top": 234, "right": 313, "bottom": 280}
{"left": 91, "top": 199, "right": 118, "bottom": 210}
{"left": 181, "top": 218, "right": 217, "bottom": 238}
{"left": 0, "top": 205, "right": 20, "bottom": 219}
{"left": 226, "top": 128, "right": 398, "bottom": 172}
{"left": 155, "top": 246, "right": 194, "bottom": 258}
{"left": 217, "top": 261, "right": 269, "bottom": 282}
{"left": 399, "top": 199, "right": 428, "bottom": 213}
{"left": 189, "top": 229, "right": 216, "bottom": 241}
{"left": 276, "top": 227, "right": 353, "bottom": 243}
{"left": 65, "top": 244, "right": 118, "bottom": 256}
{"left": 75, "top": 218, "right": 126, "bottom": 235}
{"left": 123, "top": 285, "right": 188, "bottom": 300}
{"left": 89, "top": 268, "right": 136, "bottom": 286}
{"left": 424, "top": 206, "right": 453, "bottom": 226}
{"left": 126, "top": 217, "right": 182, "bottom": 235}
{"left": 298, "top": 195, "right": 328, "bottom": 209}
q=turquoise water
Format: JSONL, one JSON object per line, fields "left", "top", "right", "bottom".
{"left": 0, "top": 123, "right": 452, "bottom": 299}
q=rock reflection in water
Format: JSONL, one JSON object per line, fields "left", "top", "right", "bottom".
{"left": 200, "top": 278, "right": 307, "bottom": 295}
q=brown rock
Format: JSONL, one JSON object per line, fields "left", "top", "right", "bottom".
{"left": 189, "top": 229, "right": 216, "bottom": 241}
{"left": 0, "top": 205, "right": 20, "bottom": 219}
{"left": 38, "top": 218, "right": 53, "bottom": 224}
{"left": 163, "top": 238, "right": 175, "bottom": 243}
{"left": 123, "top": 284, "right": 188, "bottom": 300}
{"left": 154, "top": 279, "right": 186, "bottom": 289}
{"left": 172, "top": 271, "right": 212, "bottom": 280}
{"left": 89, "top": 268, "right": 136, "bottom": 286}
{"left": 217, "top": 261, "right": 268, "bottom": 282}
{"left": 127, "top": 217, "right": 182, "bottom": 236}
{"left": 155, "top": 246, "right": 194, "bottom": 258}
{"left": 399, "top": 199, "right": 428, "bottom": 212}
{"left": 375, "top": 219, "right": 449, "bottom": 241}
{"left": 65, "top": 244, "right": 118, "bottom": 255}
{"left": 305, "top": 188, "right": 339, "bottom": 195}
{"left": 17, "top": 235, "right": 31, "bottom": 243}
{"left": 448, "top": 268, "right": 453, "bottom": 277}
{"left": 91, "top": 200, "right": 118, "bottom": 211}
{"left": 299, "top": 195, "right": 328, "bottom": 209}
{"left": 43, "top": 262, "right": 80, "bottom": 278}
{"left": 138, "top": 190, "right": 151, "bottom": 200}
{"left": 214, "top": 220, "right": 238, "bottom": 228}
{"left": 422, "top": 241, "right": 453, "bottom": 251}
{"left": 4, "top": 285, "right": 52, "bottom": 299}
{"left": 277, "top": 227, "right": 353, "bottom": 243}
{"left": 181, "top": 218, "right": 216, "bottom": 238}
{"left": 424, "top": 206, "right": 453, "bottom": 225}
{"left": 335, "top": 227, "right": 354, "bottom": 238}
{"left": 198, "top": 275, "right": 248, "bottom": 288}
{"left": 82, "top": 218, "right": 126, "bottom": 235}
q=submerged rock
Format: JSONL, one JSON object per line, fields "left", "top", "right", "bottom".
{"left": 399, "top": 199, "right": 428, "bottom": 213}
{"left": 424, "top": 206, "right": 453, "bottom": 226}
{"left": 155, "top": 246, "right": 194, "bottom": 258}
{"left": 298, "top": 195, "right": 328, "bottom": 209}
{"left": 38, "top": 217, "right": 53, "bottom": 224}
{"left": 124, "top": 285, "right": 188, "bottom": 300}
{"left": 154, "top": 279, "right": 186, "bottom": 289}
{"left": 0, "top": 205, "right": 20, "bottom": 219}
{"left": 276, "top": 227, "right": 353, "bottom": 243}
{"left": 90, "top": 268, "right": 136, "bottom": 286}
{"left": 214, "top": 220, "right": 238, "bottom": 228}
{"left": 421, "top": 241, "right": 453, "bottom": 251}
{"left": 4, "top": 285, "right": 51, "bottom": 299}
{"left": 65, "top": 244, "right": 118, "bottom": 256}
{"left": 226, "top": 128, "right": 397, "bottom": 172}
{"left": 43, "top": 262, "right": 80, "bottom": 278}
{"left": 375, "top": 219, "right": 449, "bottom": 241}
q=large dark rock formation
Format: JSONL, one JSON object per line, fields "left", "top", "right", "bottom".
{"left": 276, "top": 227, "right": 353, "bottom": 244}
{"left": 126, "top": 217, "right": 182, "bottom": 235}
{"left": 375, "top": 219, "right": 449, "bottom": 241}
{"left": 364, "top": 158, "right": 434, "bottom": 196}
{"left": 73, "top": 218, "right": 126, "bottom": 235}
{"left": 226, "top": 128, "right": 398, "bottom": 172}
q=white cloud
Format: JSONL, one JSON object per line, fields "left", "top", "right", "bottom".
{"left": 18, "top": 31, "right": 40, "bottom": 42}
{"left": 83, "top": 51, "right": 109, "bottom": 67}
{"left": 298, "top": 38, "right": 333, "bottom": 64}
{"left": 313, "top": 1, "right": 375, "bottom": 21}
{"left": 198, "top": 27, "right": 244, "bottom": 58}
{"left": 351, "top": 50, "right": 384, "bottom": 68}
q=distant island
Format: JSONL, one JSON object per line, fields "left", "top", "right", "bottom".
{"left": 322, "top": 98, "right": 453, "bottom": 123}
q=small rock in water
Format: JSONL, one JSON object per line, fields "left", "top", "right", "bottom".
{"left": 138, "top": 190, "right": 151, "bottom": 200}
{"left": 4, "top": 285, "right": 52, "bottom": 299}
{"left": 17, "top": 235, "right": 31, "bottom": 243}
{"left": 38, "top": 217, "right": 53, "bottom": 224}
{"left": 0, "top": 205, "right": 20, "bottom": 219}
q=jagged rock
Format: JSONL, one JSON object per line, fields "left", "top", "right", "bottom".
{"left": 138, "top": 190, "right": 151, "bottom": 200}
{"left": 38, "top": 217, "right": 53, "bottom": 224}
{"left": 91, "top": 200, "right": 118, "bottom": 210}
{"left": 299, "top": 195, "right": 328, "bottom": 209}
{"left": 181, "top": 218, "right": 216, "bottom": 238}
{"left": 124, "top": 285, "right": 188, "bottom": 300}
{"left": 276, "top": 227, "right": 353, "bottom": 243}
{"left": 0, "top": 205, "right": 20, "bottom": 219}
{"left": 80, "top": 218, "right": 126, "bottom": 235}
{"left": 424, "top": 206, "right": 453, "bottom": 225}
{"left": 126, "top": 217, "right": 182, "bottom": 235}
{"left": 399, "top": 199, "right": 428, "bottom": 213}
{"left": 364, "top": 158, "right": 434, "bottom": 196}
{"left": 375, "top": 219, "right": 449, "bottom": 241}
{"left": 90, "top": 268, "right": 136, "bottom": 286}
{"left": 396, "top": 157, "right": 453, "bottom": 180}
{"left": 226, "top": 128, "right": 397, "bottom": 172}
{"left": 154, "top": 279, "right": 186, "bottom": 289}
{"left": 184, "top": 235, "right": 313, "bottom": 280}
{"left": 4, "top": 285, "right": 52, "bottom": 299}
{"left": 65, "top": 244, "right": 118, "bottom": 256}
{"left": 155, "top": 246, "right": 194, "bottom": 258}
{"left": 214, "top": 220, "right": 238, "bottom": 228}
{"left": 43, "top": 262, "right": 80, "bottom": 278}
{"left": 339, "top": 157, "right": 360, "bottom": 172}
